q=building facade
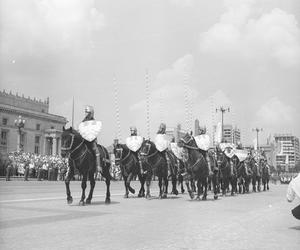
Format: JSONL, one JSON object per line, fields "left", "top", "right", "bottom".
{"left": 274, "top": 134, "right": 300, "bottom": 172}
{"left": 0, "top": 90, "right": 67, "bottom": 155}
{"left": 212, "top": 124, "right": 241, "bottom": 146}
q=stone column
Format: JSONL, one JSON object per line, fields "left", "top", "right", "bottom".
{"left": 43, "top": 136, "right": 47, "bottom": 155}
{"left": 52, "top": 137, "right": 57, "bottom": 156}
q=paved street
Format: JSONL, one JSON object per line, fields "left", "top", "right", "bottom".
{"left": 0, "top": 180, "right": 299, "bottom": 250}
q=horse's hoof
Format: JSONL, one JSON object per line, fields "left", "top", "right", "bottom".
{"left": 214, "top": 195, "right": 218, "bottom": 200}
{"left": 86, "top": 199, "right": 91, "bottom": 205}
{"left": 123, "top": 194, "right": 129, "bottom": 198}
{"left": 79, "top": 201, "right": 85, "bottom": 206}
{"left": 105, "top": 198, "right": 111, "bottom": 204}
{"left": 146, "top": 194, "right": 151, "bottom": 199}
{"left": 172, "top": 189, "right": 179, "bottom": 195}
{"left": 188, "top": 191, "right": 194, "bottom": 200}
{"left": 202, "top": 196, "right": 207, "bottom": 201}
{"left": 181, "top": 189, "right": 185, "bottom": 194}
{"left": 196, "top": 196, "right": 200, "bottom": 201}
{"left": 67, "top": 197, "right": 73, "bottom": 204}
{"left": 162, "top": 193, "right": 167, "bottom": 199}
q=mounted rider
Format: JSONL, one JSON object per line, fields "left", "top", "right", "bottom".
{"left": 79, "top": 105, "right": 102, "bottom": 173}
{"left": 194, "top": 126, "right": 213, "bottom": 175}
{"left": 154, "top": 123, "right": 171, "bottom": 171}
{"left": 125, "top": 126, "right": 143, "bottom": 172}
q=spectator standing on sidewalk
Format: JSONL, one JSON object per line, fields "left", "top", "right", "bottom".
{"left": 23, "top": 159, "right": 30, "bottom": 181}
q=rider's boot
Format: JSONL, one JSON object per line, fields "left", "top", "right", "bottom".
{"left": 206, "top": 154, "right": 213, "bottom": 176}
{"left": 93, "top": 142, "right": 103, "bottom": 173}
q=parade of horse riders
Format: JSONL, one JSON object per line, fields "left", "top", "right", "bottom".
{"left": 1, "top": 1, "right": 300, "bottom": 249}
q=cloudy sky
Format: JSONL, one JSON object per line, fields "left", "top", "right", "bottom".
{"left": 1, "top": 0, "right": 299, "bottom": 146}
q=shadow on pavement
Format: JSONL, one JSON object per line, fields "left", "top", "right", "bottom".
{"left": 289, "top": 226, "right": 300, "bottom": 231}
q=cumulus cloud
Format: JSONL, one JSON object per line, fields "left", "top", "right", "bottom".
{"left": 130, "top": 54, "right": 196, "bottom": 136}
{"left": 199, "top": 0, "right": 300, "bottom": 67}
{"left": 256, "top": 97, "right": 296, "bottom": 125}
{"left": 0, "top": 0, "right": 105, "bottom": 56}
{"left": 169, "top": 0, "right": 195, "bottom": 7}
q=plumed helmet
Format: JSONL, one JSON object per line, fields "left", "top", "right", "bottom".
{"left": 159, "top": 123, "right": 166, "bottom": 130}
{"left": 130, "top": 126, "right": 137, "bottom": 133}
{"left": 85, "top": 105, "right": 94, "bottom": 115}
{"left": 199, "top": 126, "right": 206, "bottom": 134}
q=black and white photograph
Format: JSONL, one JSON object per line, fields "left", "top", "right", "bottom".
{"left": 0, "top": 0, "right": 300, "bottom": 249}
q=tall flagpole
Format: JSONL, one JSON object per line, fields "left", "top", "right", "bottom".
{"left": 145, "top": 70, "right": 151, "bottom": 139}
{"left": 72, "top": 96, "right": 74, "bottom": 128}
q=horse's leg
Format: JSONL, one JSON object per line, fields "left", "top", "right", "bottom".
{"left": 258, "top": 177, "right": 261, "bottom": 192}
{"left": 185, "top": 176, "right": 194, "bottom": 199}
{"left": 158, "top": 175, "right": 163, "bottom": 199}
{"left": 79, "top": 174, "right": 87, "bottom": 206}
{"left": 123, "top": 175, "right": 129, "bottom": 198}
{"left": 267, "top": 179, "right": 269, "bottom": 190}
{"left": 105, "top": 172, "right": 111, "bottom": 204}
{"left": 196, "top": 179, "right": 201, "bottom": 200}
{"left": 212, "top": 172, "right": 218, "bottom": 200}
{"left": 138, "top": 173, "right": 145, "bottom": 197}
{"left": 86, "top": 171, "right": 96, "bottom": 204}
{"left": 64, "top": 165, "right": 74, "bottom": 204}
{"left": 171, "top": 173, "right": 178, "bottom": 195}
{"left": 252, "top": 177, "right": 256, "bottom": 192}
{"left": 127, "top": 172, "right": 135, "bottom": 194}
{"left": 161, "top": 174, "right": 168, "bottom": 199}
{"left": 202, "top": 177, "right": 208, "bottom": 200}
{"left": 145, "top": 173, "right": 152, "bottom": 199}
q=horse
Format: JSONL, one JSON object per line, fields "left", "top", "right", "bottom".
{"left": 235, "top": 157, "right": 251, "bottom": 194}
{"left": 61, "top": 127, "right": 112, "bottom": 205}
{"left": 249, "top": 157, "right": 262, "bottom": 192}
{"left": 178, "top": 133, "right": 213, "bottom": 200}
{"left": 261, "top": 163, "right": 270, "bottom": 191}
{"left": 217, "top": 151, "right": 237, "bottom": 196}
{"left": 207, "top": 151, "right": 219, "bottom": 199}
{"left": 176, "top": 158, "right": 186, "bottom": 194}
{"left": 113, "top": 143, "right": 146, "bottom": 198}
{"left": 139, "top": 139, "right": 177, "bottom": 199}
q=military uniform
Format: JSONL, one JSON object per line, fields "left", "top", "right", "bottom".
{"left": 82, "top": 106, "right": 102, "bottom": 173}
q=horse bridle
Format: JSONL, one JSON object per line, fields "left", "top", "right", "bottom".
{"left": 61, "top": 132, "right": 87, "bottom": 161}
{"left": 61, "top": 133, "right": 75, "bottom": 151}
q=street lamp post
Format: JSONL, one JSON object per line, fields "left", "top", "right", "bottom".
{"left": 216, "top": 106, "right": 230, "bottom": 143}
{"left": 14, "top": 115, "right": 25, "bottom": 152}
{"left": 252, "top": 128, "right": 263, "bottom": 151}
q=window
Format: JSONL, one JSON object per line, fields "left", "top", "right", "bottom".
{"left": 34, "top": 136, "right": 40, "bottom": 154}
{"left": 35, "top": 136, "right": 40, "bottom": 144}
{"left": 1, "top": 130, "right": 8, "bottom": 145}
{"left": 2, "top": 118, "right": 8, "bottom": 125}
{"left": 36, "top": 124, "right": 41, "bottom": 130}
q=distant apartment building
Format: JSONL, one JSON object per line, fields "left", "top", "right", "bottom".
{"left": 212, "top": 124, "right": 241, "bottom": 146}
{"left": 165, "top": 124, "right": 187, "bottom": 142}
{"left": 274, "top": 134, "right": 300, "bottom": 172}
{"left": 0, "top": 90, "right": 67, "bottom": 155}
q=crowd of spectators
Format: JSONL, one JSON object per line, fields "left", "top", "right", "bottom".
{"left": 0, "top": 151, "right": 122, "bottom": 181}
{"left": 0, "top": 151, "right": 68, "bottom": 181}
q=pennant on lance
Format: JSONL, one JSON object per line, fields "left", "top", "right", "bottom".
{"left": 194, "top": 134, "right": 210, "bottom": 151}
{"left": 126, "top": 136, "right": 143, "bottom": 152}
{"left": 78, "top": 120, "right": 102, "bottom": 142}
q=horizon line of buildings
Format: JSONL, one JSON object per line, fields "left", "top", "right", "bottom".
{"left": 1, "top": 90, "right": 299, "bottom": 172}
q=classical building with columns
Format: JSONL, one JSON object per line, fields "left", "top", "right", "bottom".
{"left": 0, "top": 90, "right": 67, "bottom": 156}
